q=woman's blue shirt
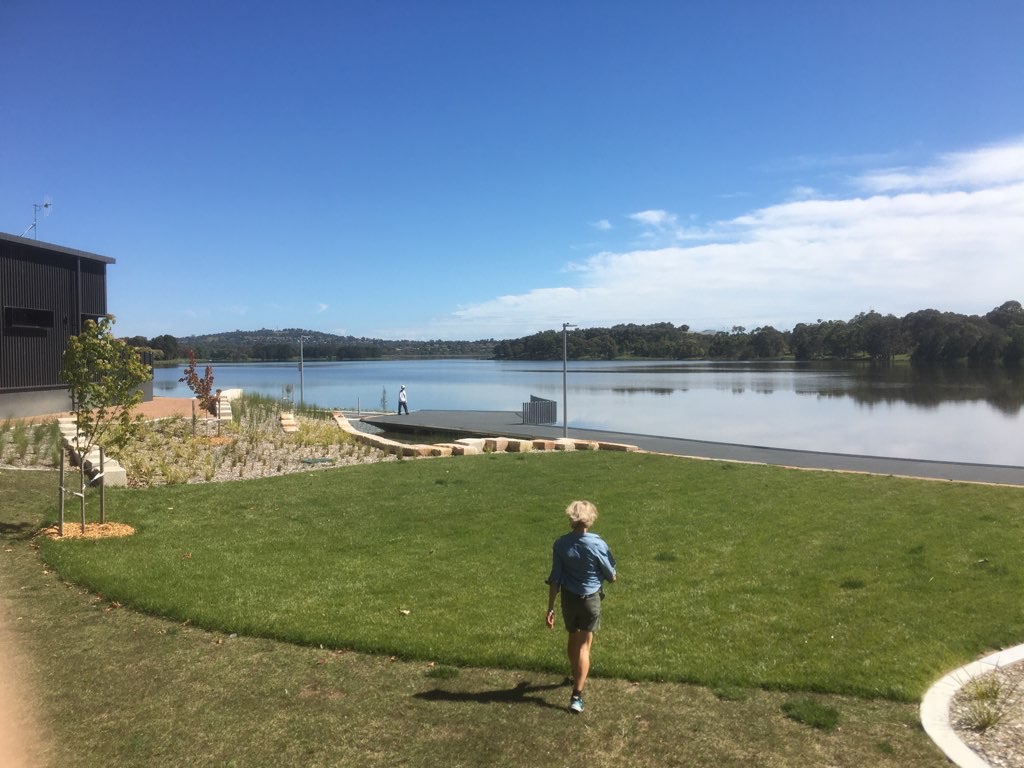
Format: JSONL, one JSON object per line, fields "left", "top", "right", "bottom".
{"left": 546, "top": 531, "right": 616, "bottom": 597}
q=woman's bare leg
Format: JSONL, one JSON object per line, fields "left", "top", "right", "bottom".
{"left": 567, "top": 630, "right": 594, "bottom": 693}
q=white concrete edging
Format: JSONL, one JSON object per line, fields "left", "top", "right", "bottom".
{"left": 921, "top": 643, "right": 1024, "bottom": 768}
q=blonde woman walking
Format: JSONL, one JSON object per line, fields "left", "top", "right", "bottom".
{"left": 545, "top": 500, "right": 617, "bottom": 713}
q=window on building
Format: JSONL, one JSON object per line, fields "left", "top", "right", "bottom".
{"left": 4, "top": 306, "right": 55, "bottom": 330}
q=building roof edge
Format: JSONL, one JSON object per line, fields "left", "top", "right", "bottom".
{"left": 0, "top": 231, "right": 117, "bottom": 265}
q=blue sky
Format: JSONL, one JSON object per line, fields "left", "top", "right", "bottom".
{"left": 3, "top": 1, "right": 1023, "bottom": 340}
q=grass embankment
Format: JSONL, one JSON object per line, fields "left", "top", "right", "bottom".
{"left": 5, "top": 452, "right": 1021, "bottom": 766}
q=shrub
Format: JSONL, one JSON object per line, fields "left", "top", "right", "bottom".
{"left": 62, "top": 316, "right": 150, "bottom": 456}
{"left": 959, "top": 670, "right": 1022, "bottom": 732}
{"left": 179, "top": 350, "right": 216, "bottom": 414}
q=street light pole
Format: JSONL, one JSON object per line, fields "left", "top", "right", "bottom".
{"left": 298, "top": 335, "right": 310, "bottom": 407}
{"left": 562, "top": 322, "right": 577, "bottom": 438}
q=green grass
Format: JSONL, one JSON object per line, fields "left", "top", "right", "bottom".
{"left": 782, "top": 698, "right": 841, "bottom": 731}
{"left": 34, "top": 451, "right": 1024, "bottom": 702}
{"left": 1, "top": 468, "right": 58, "bottom": 538}
{"left": 0, "top": 463, "right": 971, "bottom": 767}
{"left": 232, "top": 390, "right": 338, "bottom": 422}
{"left": 0, "top": 418, "right": 64, "bottom": 468}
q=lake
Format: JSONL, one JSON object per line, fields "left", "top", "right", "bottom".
{"left": 153, "top": 360, "right": 1024, "bottom": 466}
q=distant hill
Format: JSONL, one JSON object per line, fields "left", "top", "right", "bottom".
{"left": 131, "top": 300, "right": 1024, "bottom": 366}
{"left": 170, "top": 328, "right": 497, "bottom": 361}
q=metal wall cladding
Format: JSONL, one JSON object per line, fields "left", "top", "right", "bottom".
{"left": 0, "top": 238, "right": 109, "bottom": 390}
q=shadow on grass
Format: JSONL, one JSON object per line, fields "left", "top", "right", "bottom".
{"left": 414, "top": 678, "right": 571, "bottom": 710}
{"left": 0, "top": 521, "right": 41, "bottom": 540}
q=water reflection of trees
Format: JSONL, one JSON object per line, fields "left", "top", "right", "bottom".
{"left": 602, "top": 362, "right": 1023, "bottom": 413}
{"left": 611, "top": 387, "right": 677, "bottom": 396}
{"left": 800, "top": 364, "right": 1024, "bottom": 414}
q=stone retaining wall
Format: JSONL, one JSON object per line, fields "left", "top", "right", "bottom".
{"left": 331, "top": 412, "right": 638, "bottom": 458}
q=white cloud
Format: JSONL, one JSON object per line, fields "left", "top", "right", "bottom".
{"left": 629, "top": 208, "right": 710, "bottom": 243}
{"left": 592, "top": 219, "right": 612, "bottom": 231}
{"left": 788, "top": 186, "right": 819, "bottom": 200}
{"left": 859, "top": 138, "right": 1024, "bottom": 192}
{"left": 316, "top": 303, "right": 329, "bottom": 313}
{"left": 630, "top": 209, "right": 677, "bottom": 228}
{"left": 427, "top": 138, "right": 1024, "bottom": 338}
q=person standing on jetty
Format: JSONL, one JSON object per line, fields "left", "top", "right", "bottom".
{"left": 545, "top": 500, "right": 617, "bottom": 714}
{"left": 398, "top": 385, "right": 409, "bottom": 415}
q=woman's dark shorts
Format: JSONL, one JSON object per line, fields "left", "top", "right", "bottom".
{"left": 560, "top": 588, "right": 602, "bottom": 633}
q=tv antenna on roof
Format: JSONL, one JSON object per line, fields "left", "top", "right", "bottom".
{"left": 22, "top": 195, "right": 53, "bottom": 239}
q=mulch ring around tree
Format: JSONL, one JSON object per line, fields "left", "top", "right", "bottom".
{"left": 38, "top": 522, "right": 135, "bottom": 540}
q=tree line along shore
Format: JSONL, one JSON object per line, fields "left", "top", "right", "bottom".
{"left": 127, "top": 300, "right": 1023, "bottom": 367}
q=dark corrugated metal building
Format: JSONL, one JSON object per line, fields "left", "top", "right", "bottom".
{"left": 1, "top": 232, "right": 121, "bottom": 417}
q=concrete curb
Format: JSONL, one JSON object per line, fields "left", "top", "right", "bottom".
{"left": 921, "top": 643, "right": 1024, "bottom": 767}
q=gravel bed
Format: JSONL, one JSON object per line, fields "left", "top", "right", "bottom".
{"left": 949, "top": 662, "right": 1024, "bottom": 768}
{"left": 2, "top": 411, "right": 397, "bottom": 487}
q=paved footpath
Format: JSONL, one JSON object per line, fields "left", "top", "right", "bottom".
{"left": 364, "top": 410, "right": 1024, "bottom": 486}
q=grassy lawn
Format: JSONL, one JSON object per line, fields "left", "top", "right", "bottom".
{"left": 36, "top": 452, "right": 1024, "bottom": 699}
{"left": 6, "top": 451, "right": 1022, "bottom": 766}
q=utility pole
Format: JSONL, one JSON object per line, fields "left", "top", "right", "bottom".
{"left": 298, "top": 335, "right": 310, "bottom": 407}
{"left": 562, "top": 322, "right": 577, "bottom": 438}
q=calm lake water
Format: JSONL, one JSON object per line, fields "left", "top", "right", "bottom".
{"left": 153, "top": 360, "right": 1024, "bottom": 466}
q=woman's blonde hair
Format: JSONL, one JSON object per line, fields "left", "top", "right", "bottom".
{"left": 565, "top": 499, "right": 598, "bottom": 529}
